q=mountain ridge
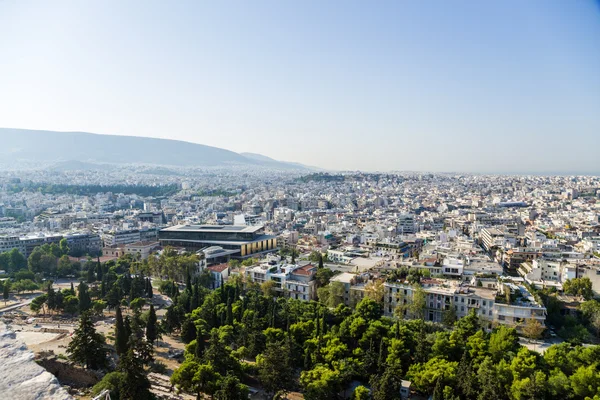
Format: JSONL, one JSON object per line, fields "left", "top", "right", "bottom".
{"left": 0, "top": 128, "right": 315, "bottom": 170}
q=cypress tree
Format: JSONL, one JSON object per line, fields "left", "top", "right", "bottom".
{"left": 226, "top": 297, "right": 233, "bottom": 325}
{"left": 377, "top": 338, "right": 386, "bottom": 373}
{"left": 146, "top": 304, "right": 158, "bottom": 345}
{"left": 124, "top": 316, "right": 132, "bottom": 343}
{"left": 115, "top": 306, "right": 128, "bottom": 356}
{"left": 181, "top": 318, "right": 197, "bottom": 344}
{"left": 190, "top": 284, "right": 199, "bottom": 311}
{"left": 195, "top": 327, "right": 205, "bottom": 359}
{"left": 78, "top": 282, "right": 91, "bottom": 313}
{"left": 318, "top": 253, "right": 324, "bottom": 269}
{"left": 96, "top": 262, "right": 103, "bottom": 281}
{"left": 67, "top": 311, "right": 108, "bottom": 370}
{"left": 304, "top": 348, "right": 312, "bottom": 370}
{"left": 70, "top": 281, "right": 75, "bottom": 293}
{"left": 185, "top": 269, "right": 192, "bottom": 293}
{"left": 433, "top": 377, "right": 444, "bottom": 400}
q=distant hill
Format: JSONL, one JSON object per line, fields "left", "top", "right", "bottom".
{"left": 241, "top": 152, "right": 322, "bottom": 171}
{"left": 0, "top": 128, "right": 314, "bottom": 170}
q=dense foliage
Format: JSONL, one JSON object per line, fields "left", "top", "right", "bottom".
{"left": 168, "top": 276, "right": 600, "bottom": 400}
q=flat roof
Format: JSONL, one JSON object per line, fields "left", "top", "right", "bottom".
{"left": 160, "top": 235, "right": 276, "bottom": 246}
{"left": 330, "top": 272, "right": 357, "bottom": 284}
{"left": 161, "top": 224, "right": 263, "bottom": 234}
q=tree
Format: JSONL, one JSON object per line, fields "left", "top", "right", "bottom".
{"left": 92, "top": 300, "right": 106, "bottom": 315}
{"left": 318, "top": 253, "right": 324, "bottom": 269}
{"left": 570, "top": 364, "right": 600, "bottom": 398}
{"left": 57, "top": 255, "right": 73, "bottom": 277}
{"left": 87, "top": 267, "right": 96, "bottom": 283}
{"left": 3, "top": 281, "right": 9, "bottom": 305}
{"left": 301, "top": 365, "right": 342, "bottom": 400}
{"left": 408, "top": 285, "right": 427, "bottom": 319}
{"left": 215, "top": 373, "right": 249, "bottom": 400}
{"left": 522, "top": 318, "right": 545, "bottom": 343}
{"left": 356, "top": 298, "right": 383, "bottom": 321}
{"left": 315, "top": 268, "right": 335, "bottom": 287}
{"left": 78, "top": 282, "right": 92, "bottom": 313}
{"left": 563, "top": 277, "right": 594, "bottom": 300}
{"left": 115, "top": 306, "right": 128, "bottom": 356}
{"left": 261, "top": 280, "right": 277, "bottom": 297}
{"left": 146, "top": 304, "right": 158, "bottom": 345}
{"left": 488, "top": 325, "right": 520, "bottom": 362}
{"left": 63, "top": 295, "right": 79, "bottom": 315}
{"left": 59, "top": 238, "right": 70, "bottom": 256}
{"left": 317, "top": 281, "right": 345, "bottom": 308}
{"left": 118, "top": 347, "right": 152, "bottom": 400}
{"left": 352, "top": 385, "right": 371, "bottom": 400}
{"left": 67, "top": 311, "right": 108, "bottom": 370}
{"left": 30, "top": 294, "right": 48, "bottom": 314}
{"left": 370, "top": 365, "right": 403, "bottom": 400}
{"left": 8, "top": 248, "right": 26, "bottom": 271}
{"left": 511, "top": 371, "right": 547, "bottom": 400}
{"left": 257, "top": 341, "right": 294, "bottom": 395}
{"left": 407, "top": 356, "right": 457, "bottom": 394}
{"left": 171, "top": 360, "right": 220, "bottom": 400}
{"left": 130, "top": 297, "right": 146, "bottom": 311}
{"left": 181, "top": 318, "right": 197, "bottom": 344}
{"left": 365, "top": 280, "right": 385, "bottom": 305}
{"left": 477, "top": 357, "right": 507, "bottom": 400}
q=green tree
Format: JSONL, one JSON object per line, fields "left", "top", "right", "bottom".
{"left": 522, "top": 318, "right": 545, "bottom": 343}
{"left": 477, "top": 357, "right": 507, "bottom": 400}
{"left": 171, "top": 360, "right": 220, "bottom": 400}
{"left": 301, "top": 365, "right": 342, "bottom": 400}
{"left": 409, "top": 285, "right": 427, "bottom": 319}
{"left": 3, "top": 281, "right": 10, "bottom": 305}
{"left": 570, "top": 364, "right": 600, "bottom": 398}
{"left": 352, "top": 385, "right": 371, "bottom": 400}
{"left": 356, "top": 298, "right": 383, "bottom": 321}
{"left": 67, "top": 311, "right": 108, "bottom": 370}
{"left": 215, "top": 373, "right": 249, "bottom": 400}
{"left": 317, "top": 281, "right": 345, "bottom": 308}
{"left": 78, "top": 281, "right": 92, "bottom": 313}
{"left": 8, "top": 248, "right": 26, "bottom": 271}
{"left": 257, "top": 341, "right": 294, "bottom": 395}
{"left": 488, "top": 325, "right": 520, "bottom": 362}
{"left": 511, "top": 371, "right": 547, "bottom": 400}
{"left": 181, "top": 317, "right": 197, "bottom": 344}
{"left": 115, "top": 306, "right": 128, "bottom": 356}
{"left": 92, "top": 371, "right": 126, "bottom": 400}
{"left": 370, "top": 364, "right": 403, "bottom": 400}
{"left": 63, "top": 295, "right": 79, "bottom": 315}
{"left": 118, "top": 347, "right": 152, "bottom": 400}
{"left": 563, "top": 277, "right": 594, "bottom": 300}
{"left": 146, "top": 304, "right": 158, "bottom": 345}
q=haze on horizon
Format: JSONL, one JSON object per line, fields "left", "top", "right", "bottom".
{"left": 0, "top": 0, "right": 599, "bottom": 173}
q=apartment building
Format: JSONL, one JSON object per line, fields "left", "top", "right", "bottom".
{"left": 244, "top": 262, "right": 317, "bottom": 301}
{"left": 383, "top": 278, "right": 546, "bottom": 329}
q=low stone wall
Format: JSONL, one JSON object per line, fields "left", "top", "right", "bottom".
{"left": 38, "top": 357, "right": 101, "bottom": 388}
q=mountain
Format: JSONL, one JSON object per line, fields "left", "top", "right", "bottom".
{"left": 0, "top": 128, "right": 313, "bottom": 170}
{"left": 241, "top": 152, "right": 323, "bottom": 171}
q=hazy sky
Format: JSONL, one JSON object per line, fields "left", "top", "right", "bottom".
{"left": 1, "top": 1, "right": 599, "bottom": 173}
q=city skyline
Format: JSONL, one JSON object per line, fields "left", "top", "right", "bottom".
{"left": 1, "top": 1, "right": 599, "bottom": 173}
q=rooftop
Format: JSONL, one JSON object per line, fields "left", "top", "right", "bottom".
{"left": 161, "top": 224, "right": 263, "bottom": 234}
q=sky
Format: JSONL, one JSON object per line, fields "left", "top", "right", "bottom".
{"left": 0, "top": 1, "right": 599, "bottom": 173}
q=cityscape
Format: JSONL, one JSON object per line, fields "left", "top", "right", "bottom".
{"left": 1, "top": 1, "right": 600, "bottom": 400}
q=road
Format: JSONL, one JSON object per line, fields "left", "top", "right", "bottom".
{"left": 0, "top": 296, "right": 37, "bottom": 314}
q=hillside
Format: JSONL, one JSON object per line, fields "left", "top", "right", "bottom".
{"left": 0, "top": 128, "right": 256, "bottom": 167}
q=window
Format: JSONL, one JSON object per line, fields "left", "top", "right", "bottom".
{"left": 482, "top": 300, "right": 487, "bottom": 306}
{"left": 461, "top": 306, "right": 465, "bottom": 312}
